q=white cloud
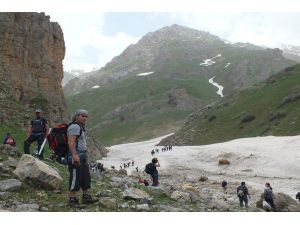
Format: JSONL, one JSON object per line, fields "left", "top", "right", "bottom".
{"left": 48, "top": 12, "right": 139, "bottom": 71}
{"left": 172, "top": 13, "right": 300, "bottom": 48}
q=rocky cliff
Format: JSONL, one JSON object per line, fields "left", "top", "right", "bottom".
{"left": 0, "top": 12, "right": 66, "bottom": 126}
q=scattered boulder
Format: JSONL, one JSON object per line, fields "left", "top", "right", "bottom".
{"left": 123, "top": 188, "right": 150, "bottom": 200}
{"left": 241, "top": 114, "right": 256, "bottom": 123}
{"left": 207, "top": 199, "right": 230, "bottom": 212}
{"left": 0, "top": 162, "right": 10, "bottom": 174}
{"left": 170, "top": 191, "right": 191, "bottom": 203}
{"left": 199, "top": 176, "right": 209, "bottom": 182}
{"left": 0, "top": 144, "right": 17, "bottom": 156}
{"left": 182, "top": 184, "right": 202, "bottom": 202}
{"left": 0, "top": 179, "right": 22, "bottom": 192}
{"left": 218, "top": 159, "right": 230, "bottom": 165}
{"left": 12, "top": 202, "right": 40, "bottom": 212}
{"left": 98, "top": 197, "right": 118, "bottom": 210}
{"left": 136, "top": 204, "right": 150, "bottom": 211}
{"left": 118, "top": 169, "right": 128, "bottom": 176}
{"left": 2, "top": 157, "right": 19, "bottom": 169}
{"left": 13, "top": 154, "right": 63, "bottom": 190}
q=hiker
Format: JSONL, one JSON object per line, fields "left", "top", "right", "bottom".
{"left": 264, "top": 182, "right": 276, "bottom": 211}
{"left": 67, "top": 109, "right": 96, "bottom": 207}
{"left": 23, "top": 108, "right": 49, "bottom": 159}
{"left": 127, "top": 162, "right": 130, "bottom": 167}
{"left": 147, "top": 157, "right": 160, "bottom": 186}
{"left": 3, "top": 133, "right": 16, "bottom": 147}
{"left": 123, "top": 163, "right": 127, "bottom": 168}
{"left": 151, "top": 149, "right": 155, "bottom": 156}
{"left": 156, "top": 149, "right": 159, "bottom": 154}
{"left": 296, "top": 192, "right": 300, "bottom": 201}
{"left": 169, "top": 145, "right": 172, "bottom": 150}
{"left": 221, "top": 180, "right": 228, "bottom": 194}
{"left": 96, "top": 162, "right": 105, "bottom": 172}
{"left": 136, "top": 166, "right": 138, "bottom": 172}
{"left": 132, "top": 160, "right": 135, "bottom": 166}
{"left": 237, "top": 182, "right": 250, "bottom": 208}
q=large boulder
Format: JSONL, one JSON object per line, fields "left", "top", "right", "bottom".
{"left": 13, "top": 154, "right": 63, "bottom": 190}
{"left": 256, "top": 192, "right": 300, "bottom": 212}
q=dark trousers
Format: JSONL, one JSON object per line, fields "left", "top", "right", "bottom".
{"left": 239, "top": 196, "right": 249, "bottom": 208}
{"left": 265, "top": 197, "right": 276, "bottom": 211}
{"left": 68, "top": 158, "right": 91, "bottom": 192}
{"left": 151, "top": 172, "right": 159, "bottom": 186}
{"left": 24, "top": 133, "right": 45, "bottom": 157}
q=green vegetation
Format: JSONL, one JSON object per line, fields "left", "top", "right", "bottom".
{"left": 67, "top": 73, "right": 219, "bottom": 146}
{"left": 163, "top": 64, "right": 300, "bottom": 145}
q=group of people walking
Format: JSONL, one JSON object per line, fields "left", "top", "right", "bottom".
{"left": 221, "top": 180, "right": 277, "bottom": 211}
{"left": 151, "top": 145, "right": 173, "bottom": 156}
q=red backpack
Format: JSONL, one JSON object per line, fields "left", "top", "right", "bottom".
{"left": 6, "top": 137, "right": 14, "bottom": 145}
{"left": 47, "top": 122, "right": 82, "bottom": 164}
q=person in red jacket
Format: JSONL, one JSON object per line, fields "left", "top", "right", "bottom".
{"left": 3, "top": 133, "right": 16, "bottom": 147}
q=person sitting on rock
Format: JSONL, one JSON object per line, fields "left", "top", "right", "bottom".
{"left": 3, "top": 133, "right": 16, "bottom": 147}
{"left": 264, "top": 182, "right": 276, "bottom": 211}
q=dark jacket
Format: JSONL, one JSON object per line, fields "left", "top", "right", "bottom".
{"left": 237, "top": 185, "right": 249, "bottom": 197}
{"left": 264, "top": 187, "right": 273, "bottom": 199}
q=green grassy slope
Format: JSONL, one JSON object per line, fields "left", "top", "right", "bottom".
{"left": 67, "top": 73, "right": 219, "bottom": 146}
{"left": 159, "top": 64, "right": 300, "bottom": 145}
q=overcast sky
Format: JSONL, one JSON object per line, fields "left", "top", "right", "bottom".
{"left": 46, "top": 12, "right": 300, "bottom": 72}
{"left": 3, "top": 0, "right": 300, "bottom": 74}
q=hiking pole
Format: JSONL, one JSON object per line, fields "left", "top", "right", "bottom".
{"left": 37, "top": 128, "right": 52, "bottom": 156}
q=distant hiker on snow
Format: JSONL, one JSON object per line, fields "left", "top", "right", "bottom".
{"left": 221, "top": 180, "right": 228, "bottom": 194}
{"left": 67, "top": 109, "right": 96, "bottom": 207}
{"left": 3, "top": 133, "right": 16, "bottom": 147}
{"left": 145, "top": 157, "right": 160, "bottom": 186}
{"left": 23, "top": 108, "right": 49, "bottom": 160}
{"left": 151, "top": 149, "right": 155, "bottom": 156}
{"left": 237, "top": 182, "right": 250, "bottom": 208}
{"left": 132, "top": 160, "right": 135, "bottom": 166}
{"left": 264, "top": 182, "right": 276, "bottom": 211}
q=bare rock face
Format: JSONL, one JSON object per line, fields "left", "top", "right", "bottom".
{"left": 13, "top": 154, "right": 63, "bottom": 190}
{"left": 0, "top": 12, "right": 66, "bottom": 125}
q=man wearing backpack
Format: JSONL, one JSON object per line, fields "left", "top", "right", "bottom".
{"left": 237, "top": 182, "right": 250, "bottom": 208}
{"left": 145, "top": 157, "right": 160, "bottom": 186}
{"left": 23, "top": 109, "right": 49, "bottom": 159}
{"left": 67, "top": 109, "right": 96, "bottom": 207}
{"left": 264, "top": 182, "right": 276, "bottom": 211}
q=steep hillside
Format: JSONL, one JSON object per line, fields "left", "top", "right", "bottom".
{"left": 66, "top": 25, "right": 296, "bottom": 146}
{"left": 159, "top": 64, "right": 300, "bottom": 145}
{"left": 0, "top": 12, "right": 67, "bottom": 126}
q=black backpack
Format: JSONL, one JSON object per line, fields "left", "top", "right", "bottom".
{"left": 47, "top": 122, "right": 82, "bottom": 164}
{"left": 145, "top": 163, "right": 154, "bottom": 174}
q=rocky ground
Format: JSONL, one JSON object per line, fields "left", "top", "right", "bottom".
{"left": 1, "top": 143, "right": 300, "bottom": 213}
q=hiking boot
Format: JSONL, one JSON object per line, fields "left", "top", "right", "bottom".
{"left": 81, "top": 194, "right": 98, "bottom": 204}
{"left": 69, "top": 197, "right": 81, "bottom": 208}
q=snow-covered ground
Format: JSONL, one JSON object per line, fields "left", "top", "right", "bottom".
{"left": 209, "top": 76, "right": 224, "bottom": 97}
{"left": 99, "top": 134, "right": 300, "bottom": 197}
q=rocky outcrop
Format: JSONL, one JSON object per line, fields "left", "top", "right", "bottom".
{"left": 14, "top": 154, "right": 63, "bottom": 190}
{"left": 0, "top": 12, "right": 66, "bottom": 126}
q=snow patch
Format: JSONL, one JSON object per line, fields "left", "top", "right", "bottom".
{"left": 136, "top": 72, "right": 154, "bottom": 76}
{"left": 99, "top": 134, "right": 300, "bottom": 197}
{"left": 200, "top": 54, "right": 222, "bottom": 66}
{"left": 209, "top": 76, "right": 224, "bottom": 97}
{"left": 224, "top": 63, "right": 231, "bottom": 69}
{"left": 92, "top": 85, "right": 100, "bottom": 89}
